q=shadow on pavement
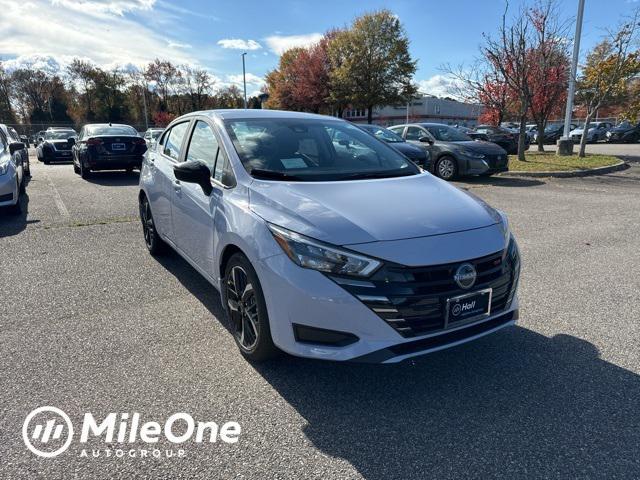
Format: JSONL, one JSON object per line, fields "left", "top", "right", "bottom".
{"left": 0, "top": 178, "right": 39, "bottom": 238}
{"left": 154, "top": 249, "right": 232, "bottom": 335}
{"left": 85, "top": 171, "right": 140, "bottom": 187}
{"left": 251, "top": 329, "right": 640, "bottom": 479}
{"left": 150, "top": 239, "right": 640, "bottom": 478}
{"left": 459, "top": 176, "right": 545, "bottom": 187}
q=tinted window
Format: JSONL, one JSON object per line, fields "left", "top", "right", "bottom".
{"left": 425, "top": 125, "right": 471, "bottom": 142}
{"left": 0, "top": 130, "right": 6, "bottom": 150}
{"left": 163, "top": 122, "right": 190, "bottom": 160}
{"left": 405, "top": 126, "right": 425, "bottom": 141}
{"left": 224, "top": 118, "right": 418, "bottom": 182}
{"left": 87, "top": 125, "right": 137, "bottom": 136}
{"left": 186, "top": 121, "right": 218, "bottom": 169}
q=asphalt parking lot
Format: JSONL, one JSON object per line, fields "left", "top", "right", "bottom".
{"left": 1, "top": 146, "right": 639, "bottom": 479}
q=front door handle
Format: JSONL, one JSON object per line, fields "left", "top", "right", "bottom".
{"left": 173, "top": 180, "right": 182, "bottom": 193}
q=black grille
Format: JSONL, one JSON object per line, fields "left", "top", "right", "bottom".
{"left": 332, "top": 239, "right": 519, "bottom": 338}
{"left": 486, "top": 154, "right": 508, "bottom": 169}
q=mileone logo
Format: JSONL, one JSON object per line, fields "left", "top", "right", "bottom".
{"left": 23, "top": 406, "right": 241, "bottom": 458}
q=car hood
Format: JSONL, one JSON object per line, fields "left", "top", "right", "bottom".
{"left": 388, "top": 142, "right": 425, "bottom": 157}
{"left": 249, "top": 173, "right": 501, "bottom": 245}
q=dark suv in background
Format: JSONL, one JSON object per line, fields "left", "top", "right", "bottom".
{"left": 37, "top": 128, "right": 77, "bottom": 164}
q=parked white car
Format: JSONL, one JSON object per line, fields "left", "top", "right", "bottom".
{"left": 569, "top": 122, "right": 613, "bottom": 143}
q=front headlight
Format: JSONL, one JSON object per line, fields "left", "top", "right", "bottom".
{"left": 496, "top": 210, "right": 510, "bottom": 246}
{"left": 268, "top": 224, "right": 382, "bottom": 277}
{"left": 461, "top": 149, "right": 486, "bottom": 159}
{"left": 0, "top": 161, "right": 9, "bottom": 175}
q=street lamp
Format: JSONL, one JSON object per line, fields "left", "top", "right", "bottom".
{"left": 558, "top": 0, "right": 585, "bottom": 155}
{"left": 241, "top": 52, "right": 247, "bottom": 109}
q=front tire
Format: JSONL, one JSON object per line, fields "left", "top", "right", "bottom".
{"left": 435, "top": 156, "right": 457, "bottom": 181}
{"left": 139, "top": 195, "right": 166, "bottom": 256}
{"left": 79, "top": 160, "right": 91, "bottom": 179}
{"left": 224, "top": 253, "right": 279, "bottom": 362}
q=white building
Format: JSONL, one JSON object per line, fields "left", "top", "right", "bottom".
{"left": 344, "top": 95, "right": 483, "bottom": 127}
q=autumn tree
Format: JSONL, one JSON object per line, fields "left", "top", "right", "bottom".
{"left": 328, "top": 10, "right": 416, "bottom": 123}
{"left": 483, "top": 4, "right": 535, "bottom": 161}
{"left": 526, "top": 1, "right": 570, "bottom": 151}
{"left": 145, "top": 59, "right": 181, "bottom": 112}
{"left": 575, "top": 10, "right": 640, "bottom": 157}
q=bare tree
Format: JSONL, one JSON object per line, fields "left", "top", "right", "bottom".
{"left": 181, "top": 65, "right": 214, "bottom": 111}
{"left": 483, "top": 2, "right": 533, "bottom": 161}
{"left": 526, "top": 1, "right": 571, "bottom": 151}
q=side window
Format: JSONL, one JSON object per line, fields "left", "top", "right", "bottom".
{"left": 186, "top": 121, "right": 219, "bottom": 169}
{"left": 163, "top": 122, "right": 189, "bottom": 160}
{"left": 388, "top": 126, "right": 405, "bottom": 137}
{"left": 405, "top": 126, "right": 425, "bottom": 141}
{"left": 213, "top": 147, "right": 226, "bottom": 182}
{"left": 0, "top": 131, "right": 6, "bottom": 151}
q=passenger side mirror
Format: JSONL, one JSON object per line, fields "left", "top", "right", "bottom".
{"left": 9, "top": 142, "right": 25, "bottom": 154}
{"left": 419, "top": 136, "right": 433, "bottom": 145}
{"left": 174, "top": 160, "right": 213, "bottom": 196}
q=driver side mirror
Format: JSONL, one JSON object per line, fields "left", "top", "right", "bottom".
{"left": 9, "top": 142, "right": 25, "bottom": 154}
{"left": 68, "top": 137, "right": 76, "bottom": 146}
{"left": 419, "top": 136, "right": 434, "bottom": 145}
{"left": 174, "top": 160, "right": 213, "bottom": 196}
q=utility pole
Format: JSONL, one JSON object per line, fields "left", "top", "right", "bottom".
{"left": 241, "top": 52, "right": 247, "bottom": 109}
{"left": 141, "top": 83, "right": 149, "bottom": 129}
{"left": 558, "top": 0, "right": 585, "bottom": 155}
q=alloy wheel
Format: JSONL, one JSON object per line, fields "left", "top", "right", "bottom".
{"left": 226, "top": 266, "right": 260, "bottom": 351}
{"left": 139, "top": 197, "right": 154, "bottom": 249}
{"left": 437, "top": 157, "right": 456, "bottom": 180}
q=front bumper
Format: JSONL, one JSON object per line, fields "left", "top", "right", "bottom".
{"left": 461, "top": 154, "right": 509, "bottom": 176}
{"left": 42, "top": 147, "right": 73, "bottom": 161}
{"left": 256, "top": 239, "right": 520, "bottom": 363}
{"left": 0, "top": 172, "right": 18, "bottom": 206}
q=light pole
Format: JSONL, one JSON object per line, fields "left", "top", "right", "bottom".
{"left": 241, "top": 52, "right": 247, "bottom": 109}
{"left": 558, "top": 0, "right": 585, "bottom": 155}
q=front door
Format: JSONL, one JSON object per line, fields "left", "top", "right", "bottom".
{"left": 171, "top": 119, "right": 220, "bottom": 278}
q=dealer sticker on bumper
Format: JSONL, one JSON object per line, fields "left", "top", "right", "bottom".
{"left": 445, "top": 288, "right": 492, "bottom": 326}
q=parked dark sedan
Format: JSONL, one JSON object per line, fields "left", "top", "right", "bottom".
{"left": 455, "top": 126, "right": 489, "bottom": 142}
{"left": 71, "top": 123, "right": 147, "bottom": 178}
{"left": 37, "top": 129, "right": 77, "bottom": 164}
{"left": 357, "top": 124, "right": 430, "bottom": 168}
{"left": 474, "top": 125, "right": 529, "bottom": 154}
{"left": 534, "top": 123, "right": 577, "bottom": 144}
{"left": 606, "top": 121, "right": 640, "bottom": 143}
{"left": 388, "top": 123, "right": 508, "bottom": 181}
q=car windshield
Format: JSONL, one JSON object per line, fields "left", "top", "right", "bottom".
{"left": 224, "top": 118, "right": 420, "bottom": 181}
{"left": 45, "top": 130, "right": 75, "bottom": 140}
{"left": 545, "top": 124, "right": 562, "bottom": 132}
{"left": 150, "top": 130, "right": 163, "bottom": 139}
{"left": 616, "top": 122, "right": 631, "bottom": 128}
{"left": 424, "top": 125, "right": 472, "bottom": 142}
{"left": 360, "top": 125, "right": 404, "bottom": 143}
{"left": 87, "top": 125, "right": 137, "bottom": 136}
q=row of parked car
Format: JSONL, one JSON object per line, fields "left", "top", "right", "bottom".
{"left": 502, "top": 120, "right": 640, "bottom": 144}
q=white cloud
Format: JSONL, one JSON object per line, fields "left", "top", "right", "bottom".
{"left": 226, "top": 73, "right": 264, "bottom": 86}
{"left": 264, "top": 33, "right": 323, "bottom": 55}
{"left": 417, "top": 75, "right": 463, "bottom": 99}
{"left": 0, "top": 0, "right": 196, "bottom": 72}
{"left": 167, "top": 40, "right": 192, "bottom": 49}
{"left": 217, "top": 39, "right": 262, "bottom": 50}
{"left": 50, "top": 0, "right": 156, "bottom": 17}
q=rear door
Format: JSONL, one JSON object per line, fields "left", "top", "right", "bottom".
{"left": 171, "top": 119, "right": 222, "bottom": 277}
{"left": 149, "top": 121, "right": 191, "bottom": 242}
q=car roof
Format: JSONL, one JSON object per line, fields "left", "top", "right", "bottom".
{"left": 84, "top": 123, "right": 134, "bottom": 128}
{"left": 178, "top": 109, "right": 340, "bottom": 122}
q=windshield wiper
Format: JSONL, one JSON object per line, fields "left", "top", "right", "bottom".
{"left": 250, "top": 169, "right": 306, "bottom": 181}
{"left": 339, "top": 170, "right": 416, "bottom": 181}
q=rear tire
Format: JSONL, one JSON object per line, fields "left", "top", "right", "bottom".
{"left": 80, "top": 161, "right": 91, "bottom": 179}
{"left": 139, "top": 194, "right": 166, "bottom": 256}
{"left": 223, "top": 253, "right": 279, "bottom": 362}
{"left": 435, "top": 156, "right": 458, "bottom": 181}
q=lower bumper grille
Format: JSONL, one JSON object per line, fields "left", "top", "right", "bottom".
{"left": 333, "top": 239, "right": 520, "bottom": 338}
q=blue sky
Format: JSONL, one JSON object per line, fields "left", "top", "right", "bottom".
{"left": 0, "top": 0, "right": 636, "bottom": 96}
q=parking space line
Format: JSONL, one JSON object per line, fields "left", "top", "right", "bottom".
{"left": 43, "top": 171, "right": 70, "bottom": 219}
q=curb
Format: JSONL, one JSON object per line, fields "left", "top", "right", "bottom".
{"left": 497, "top": 159, "right": 629, "bottom": 178}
